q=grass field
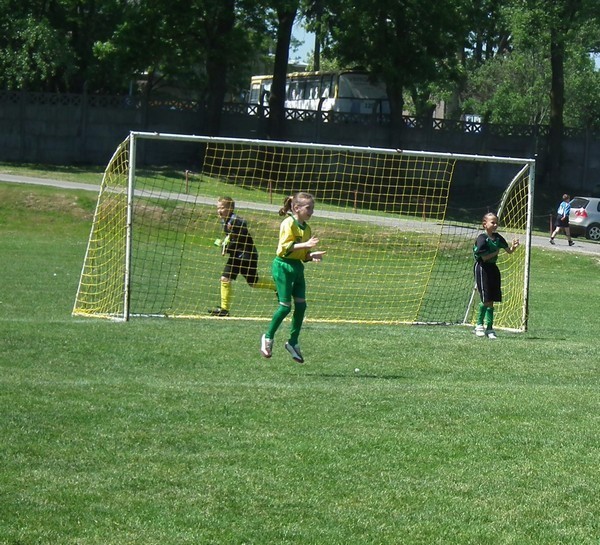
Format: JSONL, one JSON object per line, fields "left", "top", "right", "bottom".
{"left": 1, "top": 180, "right": 600, "bottom": 545}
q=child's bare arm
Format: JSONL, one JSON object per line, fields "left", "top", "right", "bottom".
{"left": 294, "top": 236, "right": 320, "bottom": 250}
{"left": 308, "top": 251, "right": 326, "bottom": 262}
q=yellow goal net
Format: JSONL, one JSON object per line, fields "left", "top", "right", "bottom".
{"left": 73, "top": 132, "right": 534, "bottom": 331}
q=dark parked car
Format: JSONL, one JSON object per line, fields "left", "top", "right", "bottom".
{"left": 569, "top": 196, "right": 600, "bottom": 241}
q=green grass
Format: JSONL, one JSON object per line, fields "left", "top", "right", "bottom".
{"left": 1, "top": 159, "right": 554, "bottom": 232}
{"left": 1, "top": 180, "right": 600, "bottom": 544}
{"left": 0, "top": 161, "right": 105, "bottom": 185}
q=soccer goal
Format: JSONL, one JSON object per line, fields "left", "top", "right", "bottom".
{"left": 73, "top": 131, "right": 534, "bottom": 332}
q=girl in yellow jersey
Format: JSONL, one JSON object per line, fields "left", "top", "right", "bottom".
{"left": 260, "top": 193, "right": 325, "bottom": 363}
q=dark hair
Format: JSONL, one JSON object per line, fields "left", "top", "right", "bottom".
{"left": 278, "top": 196, "right": 293, "bottom": 216}
{"left": 482, "top": 212, "right": 498, "bottom": 224}
{"left": 278, "top": 192, "right": 314, "bottom": 216}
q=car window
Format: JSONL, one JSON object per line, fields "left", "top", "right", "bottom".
{"left": 569, "top": 197, "right": 588, "bottom": 209}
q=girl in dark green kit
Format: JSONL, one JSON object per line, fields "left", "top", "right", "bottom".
{"left": 473, "top": 212, "right": 519, "bottom": 339}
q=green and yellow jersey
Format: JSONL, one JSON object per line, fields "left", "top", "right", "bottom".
{"left": 276, "top": 215, "right": 312, "bottom": 261}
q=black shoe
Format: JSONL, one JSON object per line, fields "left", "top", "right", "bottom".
{"left": 568, "top": 241, "right": 575, "bottom": 246}
{"left": 208, "top": 307, "right": 229, "bottom": 317}
{"left": 549, "top": 238, "right": 555, "bottom": 245}
{"left": 285, "top": 342, "right": 304, "bottom": 363}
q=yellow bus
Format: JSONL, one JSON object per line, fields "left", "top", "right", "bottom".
{"left": 248, "top": 70, "right": 390, "bottom": 115}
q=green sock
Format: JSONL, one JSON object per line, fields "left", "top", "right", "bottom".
{"left": 289, "top": 301, "right": 307, "bottom": 346}
{"left": 477, "top": 303, "right": 486, "bottom": 326}
{"left": 485, "top": 306, "right": 494, "bottom": 329}
{"left": 266, "top": 303, "right": 291, "bottom": 339}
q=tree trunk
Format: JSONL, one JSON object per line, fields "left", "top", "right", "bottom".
{"left": 267, "top": 3, "right": 298, "bottom": 140}
{"left": 313, "top": 30, "right": 321, "bottom": 72}
{"left": 313, "top": 0, "right": 322, "bottom": 71}
{"left": 386, "top": 80, "right": 405, "bottom": 147}
{"left": 387, "top": 81, "right": 405, "bottom": 129}
{"left": 547, "top": 27, "right": 565, "bottom": 189}
{"left": 205, "top": 0, "right": 235, "bottom": 136}
{"left": 205, "top": 62, "right": 228, "bottom": 136}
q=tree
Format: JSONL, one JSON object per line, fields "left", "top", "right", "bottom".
{"left": 321, "top": 0, "right": 472, "bottom": 127}
{"left": 0, "top": 0, "right": 122, "bottom": 92}
{"left": 95, "top": 0, "right": 268, "bottom": 134}
{"left": 300, "top": 0, "right": 324, "bottom": 71}
{"left": 564, "top": 50, "right": 600, "bottom": 131}
{"left": 464, "top": 49, "right": 551, "bottom": 125}
{"left": 266, "top": 0, "right": 299, "bottom": 139}
{"left": 439, "top": 0, "right": 511, "bottom": 120}
{"left": 497, "top": 0, "right": 600, "bottom": 186}
{"left": 0, "top": 13, "right": 74, "bottom": 90}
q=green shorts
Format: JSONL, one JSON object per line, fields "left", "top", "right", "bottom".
{"left": 272, "top": 257, "right": 306, "bottom": 303}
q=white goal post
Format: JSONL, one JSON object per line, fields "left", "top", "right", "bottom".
{"left": 73, "top": 131, "right": 534, "bottom": 331}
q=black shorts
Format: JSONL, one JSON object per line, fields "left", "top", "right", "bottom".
{"left": 222, "top": 252, "right": 259, "bottom": 284}
{"left": 555, "top": 215, "right": 569, "bottom": 228}
{"left": 474, "top": 261, "right": 502, "bottom": 303}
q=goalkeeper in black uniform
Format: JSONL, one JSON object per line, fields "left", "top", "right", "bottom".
{"left": 473, "top": 212, "right": 519, "bottom": 339}
{"left": 209, "top": 197, "right": 274, "bottom": 316}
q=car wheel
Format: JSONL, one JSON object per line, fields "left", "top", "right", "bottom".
{"left": 585, "top": 223, "right": 600, "bottom": 241}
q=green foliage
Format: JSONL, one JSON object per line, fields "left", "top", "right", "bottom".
{"left": 0, "top": 0, "right": 271, "bottom": 97}
{"left": 95, "top": 1, "right": 273, "bottom": 100}
{"left": 303, "top": 52, "right": 342, "bottom": 73}
{"left": 563, "top": 49, "right": 600, "bottom": 130}
{"left": 322, "top": 0, "right": 471, "bottom": 118}
{"left": 459, "top": 0, "right": 600, "bottom": 128}
{"left": 0, "top": 14, "right": 74, "bottom": 90}
{"left": 0, "top": 0, "right": 125, "bottom": 92}
{"left": 465, "top": 50, "right": 551, "bottom": 125}
{"left": 0, "top": 0, "right": 599, "bottom": 129}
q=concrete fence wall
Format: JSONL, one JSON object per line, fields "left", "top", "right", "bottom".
{"left": 1, "top": 91, "right": 599, "bottom": 195}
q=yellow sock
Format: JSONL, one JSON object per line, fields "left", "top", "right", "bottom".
{"left": 251, "top": 278, "right": 275, "bottom": 291}
{"left": 220, "top": 280, "right": 232, "bottom": 310}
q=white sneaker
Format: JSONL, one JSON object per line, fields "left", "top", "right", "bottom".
{"left": 474, "top": 325, "right": 486, "bottom": 337}
{"left": 260, "top": 334, "right": 273, "bottom": 358}
{"left": 284, "top": 342, "right": 304, "bottom": 363}
{"left": 486, "top": 329, "right": 498, "bottom": 340}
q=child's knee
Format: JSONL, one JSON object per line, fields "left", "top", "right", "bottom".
{"left": 279, "top": 302, "right": 292, "bottom": 316}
